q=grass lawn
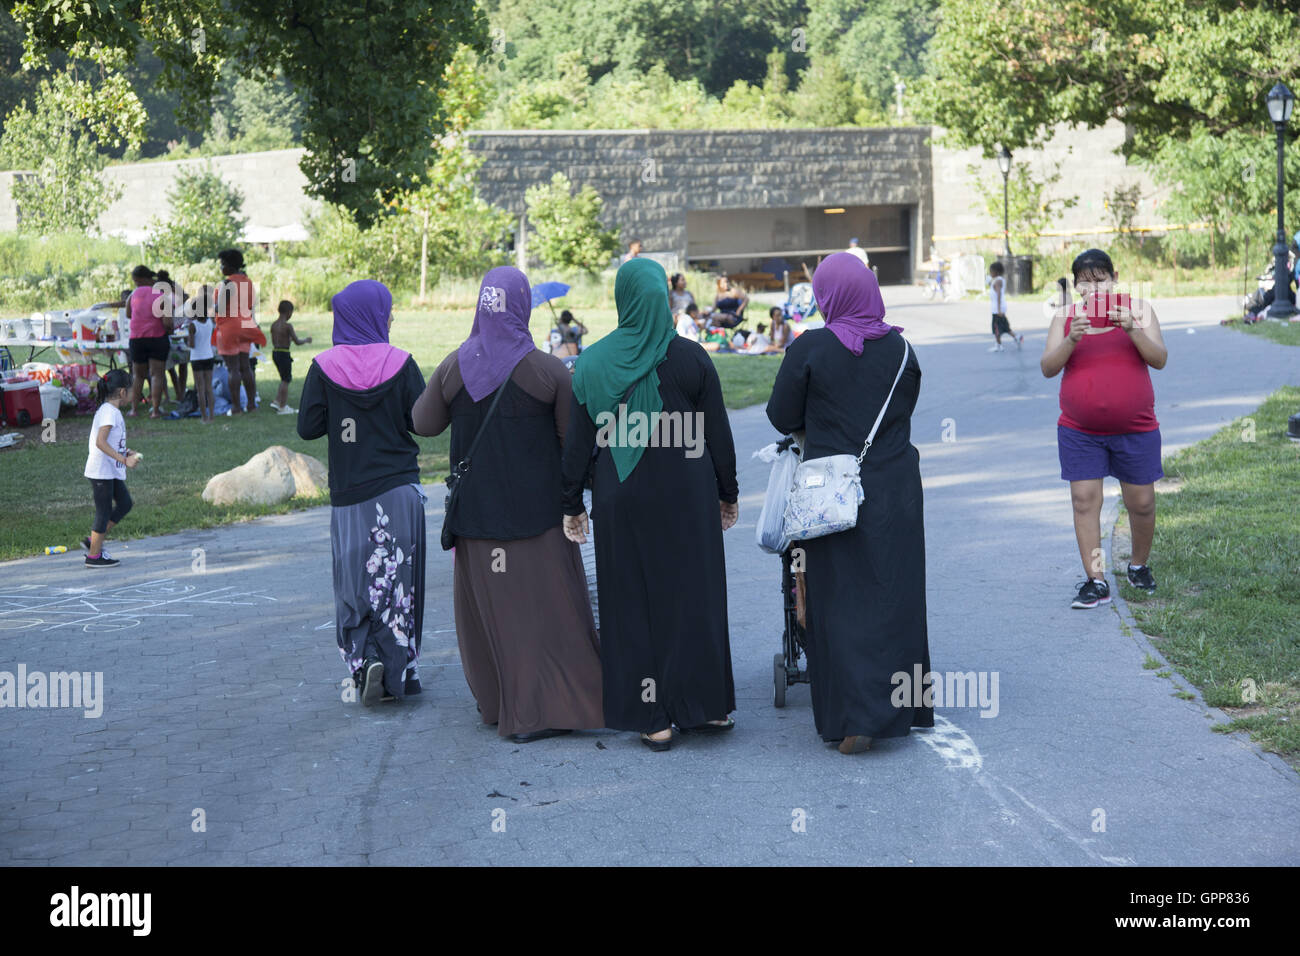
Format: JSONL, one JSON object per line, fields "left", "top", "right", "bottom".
{"left": 0, "top": 308, "right": 779, "bottom": 561}
{"left": 1226, "top": 317, "right": 1300, "bottom": 346}
{"left": 1112, "top": 386, "right": 1300, "bottom": 761}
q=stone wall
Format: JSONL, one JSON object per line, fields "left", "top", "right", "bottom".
{"left": 97, "top": 148, "right": 318, "bottom": 243}
{"left": 467, "top": 127, "right": 934, "bottom": 271}
{"left": 930, "top": 120, "right": 1168, "bottom": 255}
{"left": 0, "top": 123, "right": 1167, "bottom": 268}
{"left": 0, "top": 149, "right": 318, "bottom": 244}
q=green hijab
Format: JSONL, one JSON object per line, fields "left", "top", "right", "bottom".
{"left": 572, "top": 257, "right": 677, "bottom": 482}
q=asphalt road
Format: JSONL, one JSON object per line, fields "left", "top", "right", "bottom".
{"left": 2, "top": 288, "right": 1296, "bottom": 865}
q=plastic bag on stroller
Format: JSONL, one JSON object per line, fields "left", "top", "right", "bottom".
{"left": 753, "top": 437, "right": 800, "bottom": 554}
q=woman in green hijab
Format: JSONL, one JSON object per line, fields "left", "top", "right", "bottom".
{"left": 561, "top": 258, "right": 740, "bottom": 752}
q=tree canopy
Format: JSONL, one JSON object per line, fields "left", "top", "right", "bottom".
{"left": 11, "top": 0, "right": 488, "bottom": 225}
{"left": 922, "top": 0, "right": 1300, "bottom": 158}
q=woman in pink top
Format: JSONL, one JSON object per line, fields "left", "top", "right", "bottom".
{"left": 126, "top": 265, "right": 172, "bottom": 418}
{"left": 1041, "top": 249, "right": 1168, "bottom": 610}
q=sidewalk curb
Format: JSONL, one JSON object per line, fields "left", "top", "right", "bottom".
{"left": 1104, "top": 498, "right": 1297, "bottom": 779}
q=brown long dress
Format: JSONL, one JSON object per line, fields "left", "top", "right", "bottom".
{"left": 411, "top": 349, "right": 603, "bottom": 736}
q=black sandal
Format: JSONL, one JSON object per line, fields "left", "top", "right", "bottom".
{"left": 640, "top": 730, "right": 672, "bottom": 752}
{"left": 682, "top": 717, "right": 735, "bottom": 734}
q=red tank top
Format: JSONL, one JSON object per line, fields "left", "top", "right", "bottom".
{"left": 1058, "top": 295, "right": 1158, "bottom": 435}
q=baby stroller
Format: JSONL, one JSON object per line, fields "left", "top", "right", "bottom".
{"left": 773, "top": 545, "right": 812, "bottom": 707}
{"left": 782, "top": 282, "right": 818, "bottom": 322}
{"left": 766, "top": 435, "right": 812, "bottom": 707}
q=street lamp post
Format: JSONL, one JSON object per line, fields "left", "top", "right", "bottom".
{"left": 997, "top": 145, "right": 1012, "bottom": 258}
{"left": 1265, "top": 82, "right": 1296, "bottom": 320}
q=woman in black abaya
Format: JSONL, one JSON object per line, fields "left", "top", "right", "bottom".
{"left": 766, "top": 253, "right": 933, "bottom": 754}
{"left": 561, "top": 258, "right": 739, "bottom": 752}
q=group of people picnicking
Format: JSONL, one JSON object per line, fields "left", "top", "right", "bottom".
{"left": 79, "top": 247, "right": 313, "bottom": 567}
{"left": 81, "top": 236, "right": 1166, "bottom": 749}
{"left": 115, "top": 248, "right": 312, "bottom": 423}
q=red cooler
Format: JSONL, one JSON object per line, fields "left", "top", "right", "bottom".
{"left": 1, "top": 379, "right": 43, "bottom": 427}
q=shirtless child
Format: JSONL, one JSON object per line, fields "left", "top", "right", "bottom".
{"left": 269, "top": 300, "right": 312, "bottom": 415}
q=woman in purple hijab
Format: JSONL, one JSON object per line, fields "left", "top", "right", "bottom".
{"left": 412, "top": 266, "right": 603, "bottom": 743}
{"left": 766, "top": 253, "right": 933, "bottom": 755}
{"left": 298, "top": 280, "right": 429, "bottom": 706}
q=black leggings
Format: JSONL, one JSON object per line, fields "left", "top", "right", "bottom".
{"left": 90, "top": 478, "right": 133, "bottom": 534}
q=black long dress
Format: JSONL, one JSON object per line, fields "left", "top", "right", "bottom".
{"left": 561, "top": 337, "right": 739, "bottom": 732}
{"left": 766, "top": 328, "right": 934, "bottom": 741}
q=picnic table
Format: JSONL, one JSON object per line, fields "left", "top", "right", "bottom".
{"left": 0, "top": 337, "right": 128, "bottom": 370}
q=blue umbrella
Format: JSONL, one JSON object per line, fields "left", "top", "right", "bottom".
{"left": 531, "top": 281, "right": 570, "bottom": 319}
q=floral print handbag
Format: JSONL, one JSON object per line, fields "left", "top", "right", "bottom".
{"left": 782, "top": 339, "right": 910, "bottom": 542}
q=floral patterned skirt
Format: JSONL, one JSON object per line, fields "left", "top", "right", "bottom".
{"left": 329, "top": 482, "right": 427, "bottom": 699}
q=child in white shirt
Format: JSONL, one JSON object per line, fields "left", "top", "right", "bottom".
{"left": 82, "top": 368, "right": 140, "bottom": 567}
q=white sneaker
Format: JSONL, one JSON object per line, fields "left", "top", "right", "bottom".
{"left": 269, "top": 400, "right": 281, "bottom": 411}
{"left": 988, "top": 344, "right": 1001, "bottom": 352}
{"left": 277, "top": 405, "right": 296, "bottom": 415}
{"left": 1016, "top": 334, "right": 1024, "bottom": 349}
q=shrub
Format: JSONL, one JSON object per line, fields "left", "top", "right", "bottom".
{"left": 147, "top": 164, "right": 248, "bottom": 265}
{"left": 524, "top": 172, "right": 621, "bottom": 275}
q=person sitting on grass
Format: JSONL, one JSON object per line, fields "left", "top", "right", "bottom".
{"left": 767, "top": 306, "right": 790, "bottom": 352}
{"left": 743, "top": 323, "right": 772, "bottom": 354}
{"left": 1040, "top": 248, "right": 1168, "bottom": 610}
{"left": 676, "top": 303, "right": 703, "bottom": 341}
{"left": 270, "top": 299, "right": 312, "bottom": 415}
{"left": 668, "top": 272, "right": 696, "bottom": 315}
{"left": 82, "top": 368, "right": 141, "bottom": 568}
{"left": 711, "top": 276, "right": 748, "bottom": 329}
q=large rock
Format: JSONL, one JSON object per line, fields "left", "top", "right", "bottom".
{"left": 202, "top": 445, "right": 328, "bottom": 506}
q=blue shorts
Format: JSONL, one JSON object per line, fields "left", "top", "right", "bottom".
{"left": 1058, "top": 424, "right": 1163, "bottom": 485}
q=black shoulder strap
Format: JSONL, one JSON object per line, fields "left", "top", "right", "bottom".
{"left": 455, "top": 380, "right": 509, "bottom": 474}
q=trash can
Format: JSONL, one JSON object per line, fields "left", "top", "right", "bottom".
{"left": 998, "top": 255, "right": 1035, "bottom": 296}
{"left": 38, "top": 383, "right": 62, "bottom": 421}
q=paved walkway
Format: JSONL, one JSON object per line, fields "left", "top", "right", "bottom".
{"left": 2, "top": 289, "right": 1297, "bottom": 865}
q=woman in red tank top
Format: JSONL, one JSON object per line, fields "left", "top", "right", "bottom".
{"left": 1041, "top": 249, "right": 1168, "bottom": 610}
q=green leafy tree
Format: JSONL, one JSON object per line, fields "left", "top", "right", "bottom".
{"left": 524, "top": 172, "right": 620, "bottom": 274}
{"left": 230, "top": 72, "right": 302, "bottom": 152}
{"left": 411, "top": 46, "right": 511, "bottom": 280}
{"left": 807, "top": 0, "right": 938, "bottom": 116}
{"left": 966, "top": 159, "right": 1078, "bottom": 254}
{"left": 147, "top": 164, "right": 248, "bottom": 264}
{"left": 1143, "top": 126, "right": 1300, "bottom": 267}
{"left": 13, "top": 0, "right": 488, "bottom": 226}
{"left": 1103, "top": 183, "right": 1143, "bottom": 247}
{"left": 922, "top": 0, "right": 1300, "bottom": 159}
{"left": 502, "top": 50, "right": 590, "bottom": 128}
{"left": 0, "top": 70, "right": 140, "bottom": 231}
{"left": 484, "top": 0, "right": 806, "bottom": 95}
{"left": 310, "top": 45, "right": 511, "bottom": 287}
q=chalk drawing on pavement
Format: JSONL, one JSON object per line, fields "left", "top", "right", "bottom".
{"left": 0, "top": 578, "right": 277, "bottom": 634}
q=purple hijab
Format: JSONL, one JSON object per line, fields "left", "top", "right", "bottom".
{"left": 812, "top": 252, "right": 903, "bottom": 355}
{"left": 458, "top": 266, "right": 537, "bottom": 402}
{"left": 315, "top": 280, "right": 410, "bottom": 390}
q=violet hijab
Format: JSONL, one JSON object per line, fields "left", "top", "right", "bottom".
{"left": 315, "top": 279, "right": 410, "bottom": 390}
{"left": 458, "top": 266, "right": 537, "bottom": 402}
{"left": 812, "top": 252, "right": 903, "bottom": 355}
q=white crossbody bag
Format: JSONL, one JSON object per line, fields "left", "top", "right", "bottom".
{"left": 780, "top": 338, "right": 910, "bottom": 542}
